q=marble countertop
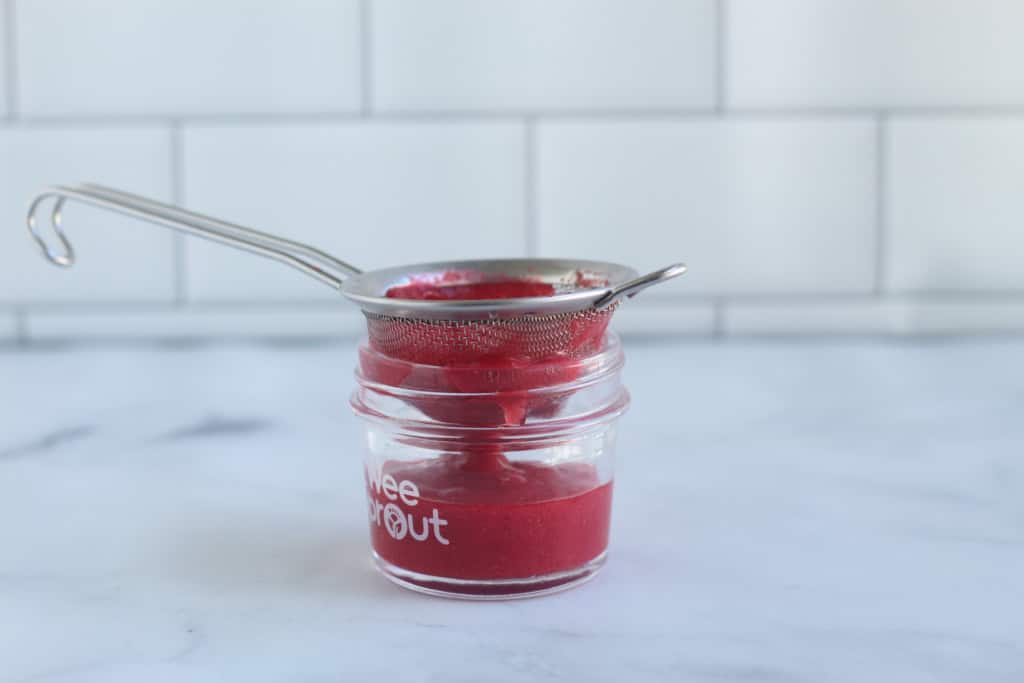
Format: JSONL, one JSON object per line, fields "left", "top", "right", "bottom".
{"left": 1, "top": 339, "right": 1023, "bottom": 682}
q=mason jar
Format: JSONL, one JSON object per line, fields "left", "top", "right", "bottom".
{"left": 351, "top": 333, "right": 629, "bottom": 599}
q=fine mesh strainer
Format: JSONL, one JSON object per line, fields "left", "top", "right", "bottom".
{"left": 26, "top": 183, "right": 686, "bottom": 363}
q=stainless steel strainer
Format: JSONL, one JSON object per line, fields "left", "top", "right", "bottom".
{"left": 26, "top": 183, "right": 686, "bottom": 362}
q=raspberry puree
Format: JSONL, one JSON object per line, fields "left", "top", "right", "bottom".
{"left": 368, "top": 453, "right": 612, "bottom": 582}
{"left": 385, "top": 271, "right": 556, "bottom": 300}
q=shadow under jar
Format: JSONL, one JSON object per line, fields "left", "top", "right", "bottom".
{"left": 351, "top": 334, "right": 629, "bottom": 599}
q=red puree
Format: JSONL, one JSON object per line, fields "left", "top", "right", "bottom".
{"left": 367, "top": 453, "right": 612, "bottom": 581}
{"left": 365, "top": 271, "right": 613, "bottom": 585}
{"left": 386, "top": 274, "right": 556, "bottom": 301}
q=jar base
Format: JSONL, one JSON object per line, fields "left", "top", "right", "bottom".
{"left": 371, "top": 551, "right": 607, "bottom": 600}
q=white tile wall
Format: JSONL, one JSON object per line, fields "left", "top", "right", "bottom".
{"left": 372, "top": 0, "right": 715, "bottom": 112}
{"left": 0, "top": 126, "right": 174, "bottom": 303}
{"left": 886, "top": 117, "right": 1024, "bottom": 292}
{"left": 610, "top": 302, "right": 716, "bottom": 336}
{"left": 26, "top": 308, "right": 363, "bottom": 340}
{"left": 0, "top": 3, "right": 8, "bottom": 118}
{"left": 537, "top": 119, "right": 876, "bottom": 294}
{"left": 0, "top": 0, "right": 1022, "bottom": 340}
{"left": 892, "top": 300, "right": 1024, "bottom": 334}
{"left": 727, "top": 0, "right": 1024, "bottom": 108}
{"left": 725, "top": 298, "right": 1024, "bottom": 335}
{"left": 724, "top": 299, "right": 895, "bottom": 335}
{"left": 0, "top": 313, "right": 15, "bottom": 341}
{"left": 182, "top": 122, "right": 526, "bottom": 301}
{"left": 16, "top": 0, "right": 361, "bottom": 117}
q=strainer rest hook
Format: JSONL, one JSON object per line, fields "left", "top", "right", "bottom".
{"left": 593, "top": 263, "right": 687, "bottom": 309}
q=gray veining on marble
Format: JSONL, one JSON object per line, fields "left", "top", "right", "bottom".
{"left": 1, "top": 340, "right": 1022, "bottom": 682}
{"left": 153, "top": 415, "right": 278, "bottom": 444}
{"left": 0, "top": 425, "right": 96, "bottom": 460}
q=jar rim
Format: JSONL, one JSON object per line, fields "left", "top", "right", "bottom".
{"left": 350, "top": 332, "right": 630, "bottom": 437}
{"left": 350, "top": 386, "right": 629, "bottom": 445}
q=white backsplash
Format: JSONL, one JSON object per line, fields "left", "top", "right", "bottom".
{"left": 2, "top": 0, "right": 1023, "bottom": 340}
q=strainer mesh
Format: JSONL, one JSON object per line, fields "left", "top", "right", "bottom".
{"left": 364, "top": 303, "right": 619, "bottom": 365}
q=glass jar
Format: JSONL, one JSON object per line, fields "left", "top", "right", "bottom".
{"left": 350, "top": 333, "right": 629, "bottom": 599}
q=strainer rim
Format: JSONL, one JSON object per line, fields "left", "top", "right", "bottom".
{"left": 340, "top": 257, "right": 639, "bottom": 320}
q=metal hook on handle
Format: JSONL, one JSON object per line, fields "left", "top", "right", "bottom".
{"left": 593, "top": 262, "right": 688, "bottom": 309}
{"left": 27, "top": 184, "right": 362, "bottom": 290}
{"left": 28, "top": 190, "right": 76, "bottom": 267}
{"left": 58, "top": 183, "right": 362, "bottom": 279}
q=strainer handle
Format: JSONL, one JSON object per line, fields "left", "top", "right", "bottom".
{"left": 593, "top": 262, "right": 688, "bottom": 309}
{"left": 26, "top": 183, "right": 362, "bottom": 290}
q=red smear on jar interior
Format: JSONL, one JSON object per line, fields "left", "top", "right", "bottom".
{"left": 357, "top": 342, "right": 603, "bottom": 426}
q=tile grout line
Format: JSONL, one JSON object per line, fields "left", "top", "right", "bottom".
{"left": 712, "top": 298, "right": 726, "bottom": 339}
{"left": 524, "top": 118, "right": 539, "bottom": 257}
{"left": 12, "top": 297, "right": 1024, "bottom": 313}
{"left": 169, "top": 121, "right": 187, "bottom": 306}
{"left": 359, "top": 0, "right": 373, "bottom": 116}
{"left": 6, "top": 108, "right": 1024, "bottom": 127}
{"left": 715, "top": 0, "right": 727, "bottom": 113}
{"left": 11, "top": 291, "right": 1024, "bottom": 313}
{"left": 3, "top": 0, "right": 17, "bottom": 118}
{"left": 10, "top": 291, "right": 1024, "bottom": 312}
{"left": 874, "top": 113, "right": 887, "bottom": 295}
{"left": 13, "top": 307, "right": 28, "bottom": 345}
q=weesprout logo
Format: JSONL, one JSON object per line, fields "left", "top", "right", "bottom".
{"left": 382, "top": 503, "right": 407, "bottom": 539}
{"left": 366, "top": 464, "right": 449, "bottom": 545}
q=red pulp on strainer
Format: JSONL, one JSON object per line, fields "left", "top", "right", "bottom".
{"left": 383, "top": 270, "right": 557, "bottom": 301}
